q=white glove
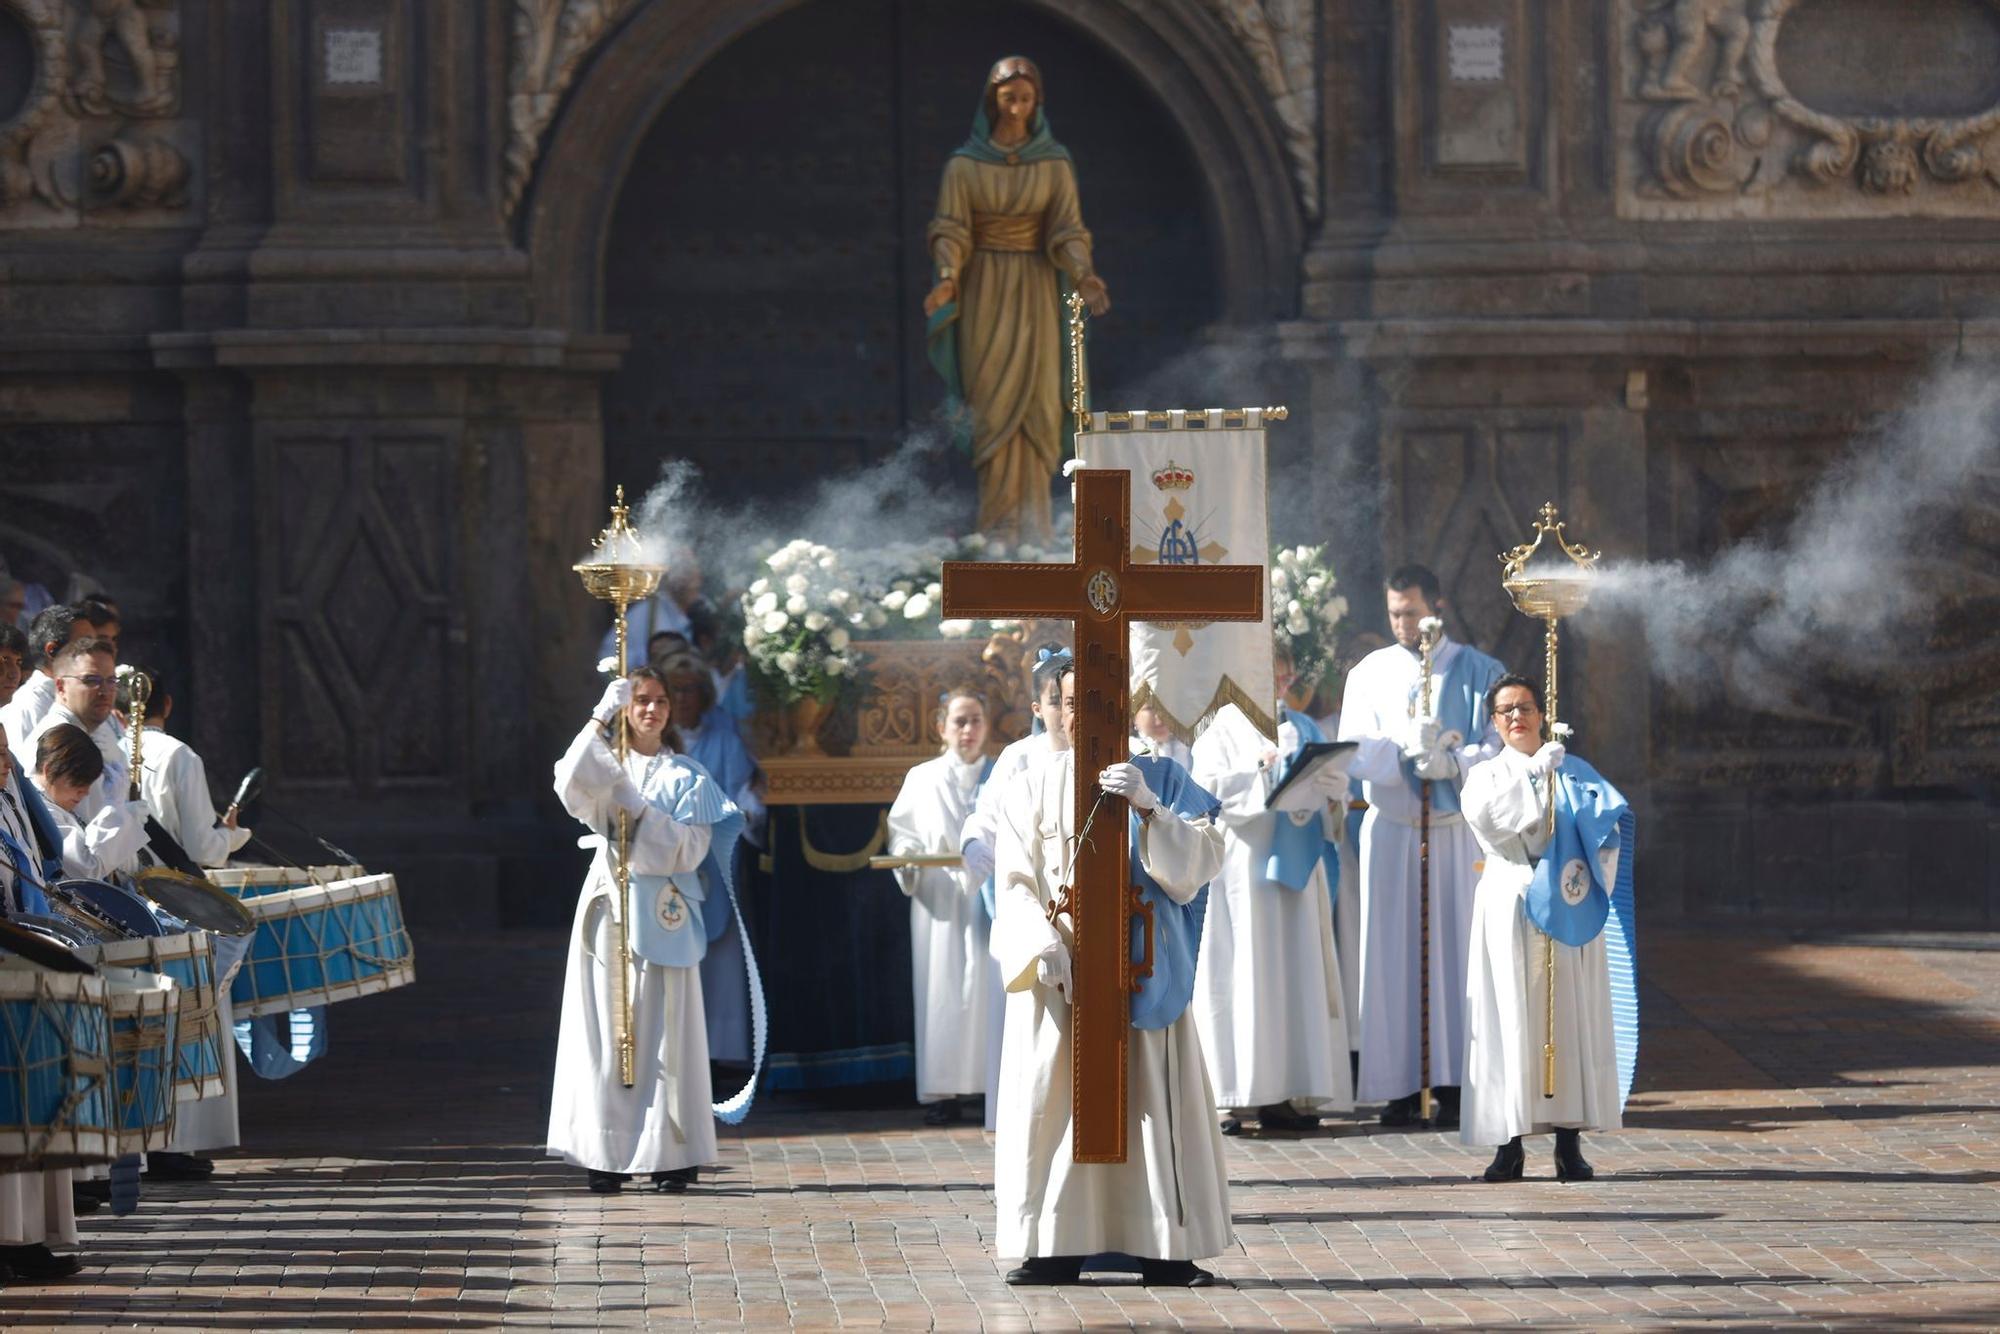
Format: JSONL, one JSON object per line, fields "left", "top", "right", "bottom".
{"left": 1035, "top": 939, "right": 1073, "bottom": 998}
{"left": 1270, "top": 769, "right": 1328, "bottom": 812}
{"left": 591, "top": 677, "right": 632, "bottom": 723}
{"left": 1403, "top": 716, "right": 1441, "bottom": 759}
{"left": 961, "top": 836, "right": 996, "bottom": 884}
{"left": 1097, "top": 762, "right": 1157, "bottom": 813}
{"left": 1530, "top": 741, "right": 1567, "bottom": 776}
{"left": 1413, "top": 729, "right": 1464, "bottom": 781}
{"left": 1311, "top": 759, "right": 1353, "bottom": 801}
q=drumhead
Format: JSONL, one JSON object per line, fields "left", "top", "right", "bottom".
{"left": 131, "top": 868, "right": 255, "bottom": 938}
{"left": 52, "top": 879, "right": 165, "bottom": 939}
{"left": 0, "top": 917, "right": 98, "bottom": 974}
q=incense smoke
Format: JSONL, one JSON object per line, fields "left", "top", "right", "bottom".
{"left": 1584, "top": 361, "right": 2000, "bottom": 705}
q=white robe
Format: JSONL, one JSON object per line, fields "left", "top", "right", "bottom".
{"left": 960, "top": 732, "right": 1059, "bottom": 1130}
{"left": 1337, "top": 639, "right": 1502, "bottom": 1101}
{"left": 546, "top": 724, "right": 718, "bottom": 1175}
{"left": 887, "top": 752, "right": 993, "bottom": 1102}
{"left": 31, "top": 778, "right": 148, "bottom": 880}
{"left": 992, "top": 750, "right": 1233, "bottom": 1261}
{"left": 1316, "top": 709, "right": 1363, "bottom": 1054}
{"left": 1189, "top": 706, "right": 1352, "bottom": 1112}
{"left": 135, "top": 728, "right": 252, "bottom": 869}
{"left": 22, "top": 704, "right": 128, "bottom": 829}
{"left": 1460, "top": 747, "right": 1623, "bottom": 1144}
{"left": 0, "top": 1169, "right": 76, "bottom": 1247}
{"left": 0, "top": 672, "right": 58, "bottom": 767}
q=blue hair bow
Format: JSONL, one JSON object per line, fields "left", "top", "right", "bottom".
{"left": 1036, "top": 647, "right": 1073, "bottom": 666}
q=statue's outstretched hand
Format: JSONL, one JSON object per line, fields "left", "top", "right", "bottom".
{"left": 1077, "top": 274, "right": 1110, "bottom": 317}
{"left": 922, "top": 278, "right": 957, "bottom": 316}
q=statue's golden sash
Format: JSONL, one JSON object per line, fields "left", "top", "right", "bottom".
{"left": 971, "top": 212, "right": 1043, "bottom": 253}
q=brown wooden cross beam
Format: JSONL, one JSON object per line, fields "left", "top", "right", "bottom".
{"left": 940, "top": 468, "right": 1263, "bottom": 1162}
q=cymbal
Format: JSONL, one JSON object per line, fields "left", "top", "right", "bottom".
{"left": 0, "top": 918, "right": 97, "bottom": 974}
{"left": 131, "top": 866, "right": 256, "bottom": 937}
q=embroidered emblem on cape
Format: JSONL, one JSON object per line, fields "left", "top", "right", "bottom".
{"left": 1559, "top": 858, "right": 1590, "bottom": 907}
{"left": 654, "top": 885, "right": 687, "bottom": 931}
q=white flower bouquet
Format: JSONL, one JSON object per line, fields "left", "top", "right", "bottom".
{"left": 1270, "top": 543, "right": 1350, "bottom": 685}
{"left": 738, "top": 539, "right": 864, "bottom": 705}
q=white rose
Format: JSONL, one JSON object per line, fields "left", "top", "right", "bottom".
{"left": 762, "top": 610, "right": 790, "bottom": 635}
{"left": 826, "top": 656, "right": 848, "bottom": 677}
{"left": 749, "top": 577, "right": 770, "bottom": 597}
{"left": 903, "top": 592, "right": 933, "bottom": 619}
{"left": 785, "top": 573, "right": 810, "bottom": 596}
{"left": 804, "top": 611, "right": 829, "bottom": 632}
{"left": 828, "top": 627, "right": 851, "bottom": 651}
{"left": 1322, "top": 597, "right": 1348, "bottom": 622}
{"left": 775, "top": 651, "right": 801, "bottom": 675}
{"left": 1287, "top": 598, "right": 1302, "bottom": 617}
{"left": 1271, "top": 567, "right": 1290, "bottom": 591}
{"left": 1287, "top": 611, "right": 1310, "bottom": 636}
{"left": 938, "top": 619, "right": 973, "bottom": 638}
{"left": 963, "top": 534, "right": 987, "bottom": 552}
{"left": 743, "top": 624, "right": 764, "bottom": 649}
{"left": 828, "top": 588, "right": 851, "bottom": 609}
{"left": 786, "top": 594, "right": 808, "bottom": 616}
{"left": 866, "top": 606, "right": 888, "bottom": 629}
{"left": 1305, "top": 574, "right": 1326, "bottom": 596}
{"left": 924, "top": 581, "right": 941, "bottom": 599}
{"left": 818, "top": 553, "right": 838, "bottom": 570}
{"left": 752, "top": 591, "right": 778, "bottom": 616}
{"left": 882, "top": 589, "right": 908, "bottom": 612}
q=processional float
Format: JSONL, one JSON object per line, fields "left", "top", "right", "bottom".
{"left": 1499, "top": 501, "right": 1600, "bottom": 1099}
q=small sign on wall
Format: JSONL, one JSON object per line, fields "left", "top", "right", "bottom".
{"left": 323, "top": 28, "right": 384, "bottom": 87}
{"left": 1448, "top": 24, "right": 1505, "bottom": 83}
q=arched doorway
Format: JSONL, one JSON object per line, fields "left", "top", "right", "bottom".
{"left": 597, "top": 0, "right": 1227, "bottom": 502}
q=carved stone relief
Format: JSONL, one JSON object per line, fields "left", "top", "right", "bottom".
{"left": 1194, "top": 0, "right": 1319, "bottom": 217}
{"left": 1618, "top": 0, "right": 2000, "bottom": 219}
{"left": 0, "top": 0, "right": 192, "bottom": 226}
{"left": 503, "top": 0, "right": 635, "bottom": 220}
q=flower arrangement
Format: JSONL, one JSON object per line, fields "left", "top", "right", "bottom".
{"left": 1270, "top": 543, "right": 1350, "bottom": 685}
{"left": 738, "top": 540, "right": 864, "bottom": 705}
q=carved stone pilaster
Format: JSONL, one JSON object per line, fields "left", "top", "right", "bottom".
{"left": 502, "top": 0, "right": 635, "bottom": 220}
{"left": 1196, "top": 0, "right": 1319, "bottom": 218}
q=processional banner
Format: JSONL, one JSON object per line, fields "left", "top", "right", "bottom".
{"left": 1085, "top": 408, "right": 1277, "bottom": 744}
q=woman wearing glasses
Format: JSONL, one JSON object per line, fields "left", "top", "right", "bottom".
{"left": 1459, "top": 674, "right": 1630, "bottom": 1183}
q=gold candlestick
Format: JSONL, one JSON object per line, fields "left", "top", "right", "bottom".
{"left": 573, "top": 485, "right": 666, "bottom": 1088}
{"left": 1499, "top": 501, "right": 1599, "bottom": 1100}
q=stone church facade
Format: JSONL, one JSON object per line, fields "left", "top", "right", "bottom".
{"left": 0, "top": 0, "right": 1993, "bottom": 926}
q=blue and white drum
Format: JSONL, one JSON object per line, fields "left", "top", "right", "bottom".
{"left": 95, "top": 932, "right": 224, "bottom": 1101}
{"left": 0, "top": 961, "right": 114, "bottom": 1169}
{"left": 99, "top": 964, "right": 180, "bottom": 1157}
{"left": 231, "top": 873, "right": 416, "bottom": 1019}
{"left": 51, "top": 878, "right": 165, "bottom": 940}
{"left": 209, "top": 866, "right": 363, "bottom": 905}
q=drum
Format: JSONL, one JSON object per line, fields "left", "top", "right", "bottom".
{"left": 0, "top": 961, "right": 114, "bottom": 1169}
{"left": 209, "top": 865, "right": 363, "bottom": 904}
{"left": 231, "top": 873, "right": 416, "bottom": 1018}
{"left": 51, "top": 878, "right": 166, "bottom": 940}
{"left": 93, "top": 933, "right": 224, "bottom": 1102}
{"left": 99, "top": 964, "right": 179, "bottom": 1156}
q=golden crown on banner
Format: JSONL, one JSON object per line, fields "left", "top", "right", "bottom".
{"left": 1151, "top": 459, "right": 1195, "bottom": 492}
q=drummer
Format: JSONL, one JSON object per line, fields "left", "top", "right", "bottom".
{"left": 17, "top": 638, "right": 126, "bottom": 808}
{"left": 29, "top": 725, "right": 148, "bottom": 879}
{"left": 0, "top": 728, "right": 85, "bottom": 1281}
{"left": 1, "top": 604, "right": 113, "bottom": 761}
{"left": 113, "top": 668, "right": 250, "bottom": 869}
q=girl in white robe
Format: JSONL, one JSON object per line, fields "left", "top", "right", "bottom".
{"left": 30, "top": 723, "right": 148, "bottom": 880}
{"left": 1460, "top": 674, "right": 1621, "bottom": 1181}
{"left": 886, "top": 688, "right": 993, "bottom": 1123}
{"left": 547, "top": 668, "right": 735, "bottom": 1193}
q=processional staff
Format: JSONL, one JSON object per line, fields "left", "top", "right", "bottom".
{"left": 1410, "top": 615, "right": 1443, "bottom": 1127}
{"left": 574, "top": 486, "right": 666, "bottom": 1089}
{"left": 1499, "top": 502, "right": 1599, "bottom": 1099}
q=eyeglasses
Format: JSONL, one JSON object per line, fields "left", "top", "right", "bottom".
{"left": 61, "top": 674, "right": 116, "bottom": 692}
{"left": 1494, "top": 703, "right": 1540, "bottom": 718}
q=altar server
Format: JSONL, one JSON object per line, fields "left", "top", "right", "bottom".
{"left": 548, "top": 665, "right": 746, "bottom": 1194}
{"left": 885, "top": 687, "right": 995, "bottom": 1125}
{"left": 0, "top": 728, "right": 82, "bottom": 1282}
{"left": 30, "top": 724, "right": 146, "bottom": 878}
{"left": 958, "top": 645, "right": 1069, "bottom": 1128}
{"left": 1190, "top": 659, "right": 1355, "bottom": 1134}
{"left": 991, "top": 664, "right": 1230, "bottom": 1287}
{"left": 1461, "top": 675, "right": 1631, "bottom": 1181}
{"left": 1130, "top": 701, "right": 1191, "bottom": 768}
{"left": 1337, "top": 567, "right": 1504, "bottom": 1128}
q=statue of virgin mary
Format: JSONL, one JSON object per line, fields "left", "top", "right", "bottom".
{"left": 924, "top": 56, "right": 1110, "bottom": 544}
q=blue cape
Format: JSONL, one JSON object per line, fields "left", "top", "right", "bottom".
{"left": 1126, "top": 754, "right": 1222, "bottom": 1031}
{"left": 1404, "top": 643, "right": 1506, "bottom": 816}
{"left": 1526, "top": 754, "right": 1640, "bottom": 1105}
{"left": 1265, "top": 708, "right": 1340, "bottom": 896}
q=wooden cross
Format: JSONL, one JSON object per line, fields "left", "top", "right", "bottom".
{"left": 940, "top": 469, "right": 1263, "bottom": 1162}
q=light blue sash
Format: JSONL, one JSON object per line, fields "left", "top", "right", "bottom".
{"left": 1126, "top": 755, "right": 1222, "bottom": 1031}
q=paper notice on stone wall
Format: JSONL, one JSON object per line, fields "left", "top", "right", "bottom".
{"left": 324, "top": 28, "right": 384, "bottom": 87}
{"left": 1448, "top": 24, "right": 1505, "bottom": 83}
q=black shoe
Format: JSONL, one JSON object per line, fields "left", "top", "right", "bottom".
{"left": 71, "top": 1178, "right": 110, "bottom": 1206}
{"left": 1432, "top": 1085, "right": 1461, "bottom": 1130}
{"left": 1140, "top": 1258, "right": 1217, "bottom": 1287}
{"left": 1348, "top": 1051, "right": 1360, "bottom": 1089}
{"left": 1005, "top": 1255, "right": 1084, "bottom": 1286}
{"left": 1554, "top": 1128, "right": 1595, "bottom": 1181}
{"left": 1482, "top": 1136, "right": 1524, "bottom": 1182}
{"left": 650, "top": 1167, "right": 698, "bottom": 1193}
{"left": 145, "top": 1151, "right": 215, "bottom": 1182}
{"left": 0, "top": 1244, "right": 83, "bottom": 1281}
{"left": 1257, "top": 1101, "right": 1321, "bottom": 1132}
{"left": 922, "top": 1097, "right": 963, "bottom": 1127}
{"left": 1217, "top": 1115, "right": 1242, "bottom": 1137}
{"left": 585, "top": 1170, "right": 627, "bottom": 1194}
{"left": 1379, "top": 1093, "right": 1422, "bottom": 1128}
{"left": 69, "top": 1185, "right": 100, "bottom": 1215}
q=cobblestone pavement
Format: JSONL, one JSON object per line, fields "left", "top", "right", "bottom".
{"left": 5, "top": 924, "right": 1999, "bottom": 1330}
